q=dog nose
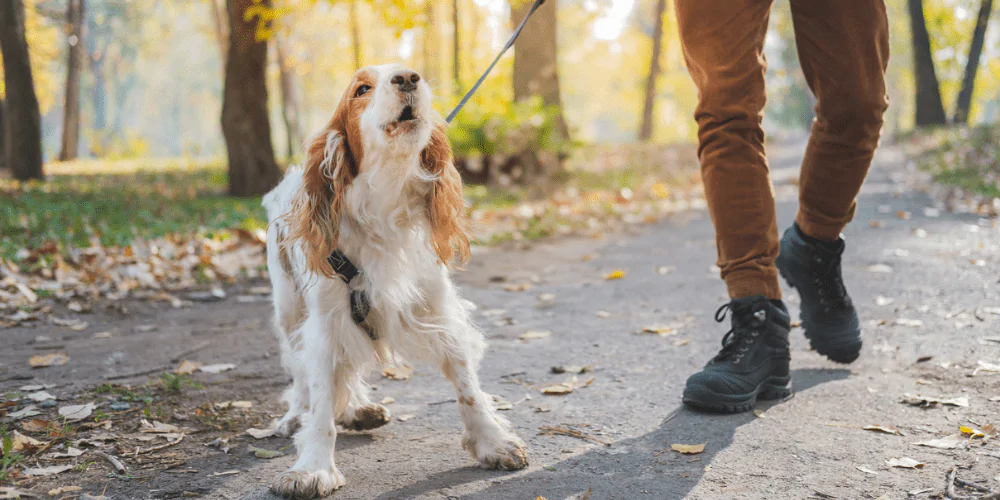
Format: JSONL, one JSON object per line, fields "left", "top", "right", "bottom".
{"left": 391, "top": 71, "right": 420, "bottom": 92}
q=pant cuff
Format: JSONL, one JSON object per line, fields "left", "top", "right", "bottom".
{"left": 725, "top": 269, "right": 782, "bottom": 300}
{"left": 795, "top": 211, "right": 844, "bottom": 242}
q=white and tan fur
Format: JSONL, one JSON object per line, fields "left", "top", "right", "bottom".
{"left": 262, "top": 64, "right": 527, "bottom": 499}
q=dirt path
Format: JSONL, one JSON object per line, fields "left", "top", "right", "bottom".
{"left": 3, "top": 141, "right": 1000, "bottom": 500}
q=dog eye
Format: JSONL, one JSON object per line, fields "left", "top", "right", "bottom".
{"left": 355, "top": 84, "right": 372, "bottom": 97}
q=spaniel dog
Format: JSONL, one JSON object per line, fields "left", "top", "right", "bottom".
{"left": 261, "top": 64, "right": 528, "bottom": 499}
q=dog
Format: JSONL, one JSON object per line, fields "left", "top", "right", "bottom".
{"left": 261, "top": 64, "right": 528, "bottom": 499}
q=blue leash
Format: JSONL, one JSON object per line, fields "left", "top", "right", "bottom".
{"left": 444, "top": 0, "right": 547, "bottom": 124}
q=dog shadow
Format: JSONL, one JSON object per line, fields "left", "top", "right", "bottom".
{"left": 376, "top": 368, "right": 849, "bottom": 499}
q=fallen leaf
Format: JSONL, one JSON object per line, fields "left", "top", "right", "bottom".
{"left": 902, "top": 394, "right": 969, "bottom": 408}
{"left": 382, "top": 366, "right": 413, "bottom": 380}
{"left": 656, "top": 265, "right": 674, "bottom": 275}
{"left": 246, "top": 427, "right": 275, "bottom": 439}
{"left": 867, "top": 264, "right": 894, "bottom": 274}
{"left": 1, "top": 487, "right": 32, "bottom": 499}
{"left": 914, "top": 434, "right": 967, "bottom": 449}
{"left": 537, "top": 293, "right": 557, "bottom": 302}
{"left": 960, "top": 424, "right": 995, "bottom": 438}
{"left": 10, "top": 430, "right": 46, "bottom": 452}
{"left": 856, "top": 466, "right": 878, "bottom": 475}
{"left": 397, "top": 414, "right": 414, "bottom": 422}
{"left": 864, "top": 425, "right": 902, "bottom": 436}
{"left": 541, "top": 384, "right": 574, "bottom": 395}
{"left": 380, "top": 396, "right": 396, "bottom": 405}
{"left": 29, "top": 352, "right": 70, "bottom": 368}
{"left": 895, "top": 318, "right": 924, "bottom": 328}
{"left": 673, "top": 339, "right": 691, "bottom": 347}
{"left": 671, "top": 443, "right": 705, "bottom": 455}
{"left": 22, "top": 464, "right": 74, "bottom": 476}
{"left": 641, "top": 325, "right": 676, "bottom": 335}
{"left": 519, "top": 330, "right": 552, "bottom": 341}
{"left": 21, "top": 419, "right": 50, "bottom": 432}
{"left": 503, "top": 283, "right": 533, "bottom": 292}
{"left": 248, "top": 445, "right": 284, "bottom": 459}
{"left": 874, "top": 296, "right": 895, "bottom": 306}
{"left": 58, "top": 402, "right": 95, "bottom": 421}
{"left": 215, "top": 401, "right": 253, "bottom": 409}
{"left": 49, "top": 446, "right": 84, "bottom": 458}
{"left": 551, "top": 365, "right": 590, "bottom": 374}
{"left": 492, "top": 397, "right": 513, "bottom": 411}
{"left": 973, "top": 361, "right": 1000, "bottom": 375}
{"left": 91, "top": 331, "right": 112, "bottom": 339}
{"left": 887, "top": 457, "right": 925, "bottom": 469}
{"left": 140, "top": 420, "right": 180, "bottom": 433}
{"left": 198, "top": 363, "right": 236, "bottom": 374}
{"left": 896, "top": 210, "right": 912, "bottom": 220}
{"left": 207, "top": 470, "right": 240, "bottom": 478}
{"left": 175, "top": 360, "right": 201, "bottom": 375}
{"left": 596, "top": 311, "right": 611, "bottom": 318}
{"left": 49, "top": 486, "right": 84, "bottom": 496}
{"left": 604, "top": 270, "right": 625, "bottom": 280}
{"left": 753, "top": 410, "right": 765, "bottom": 418}
{"left": 8, "top": 405, "right": 40, "bottom": 420}
{"left": 28, "top": 391, "right": 56, "bottom": 402}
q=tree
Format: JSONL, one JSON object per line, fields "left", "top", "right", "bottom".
{"left": 638, "top": 0, "right": 666, "bottom": 141}
{"left": 221, "top": 0, "right": 282, "bottom": 196}
{"left": 452, "top": 0, "right": 460, "bottom": 95}
{"left": 0, "top": 0, "right": 44, "bottom": 180}
{"left": 275, "top": 33, "right": 303, "bottom": 161}
{"left": 510, "top": 0, "right": 568, "bottom": 137}
{"left": 209, "top": 0, "right": 229, "bottom": 66}
{"left": 953, "top": 0, "right": 993, "bottom": 124}
{"left": 907, "top": 0, "right": 947, "bottom": 126}
{"left": 59, "top": 0, "right": 85, "bottom": 161}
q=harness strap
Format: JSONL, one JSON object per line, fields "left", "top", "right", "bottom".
{"left": 327, "top": 249, "right": 377, "bottom": 341}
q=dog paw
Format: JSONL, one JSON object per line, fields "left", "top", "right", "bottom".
{"left": 339, "top": 404, "right": 392, "bottom": 431}
{"left": 270, "top": 468, "right": 346, "bottom": 499}
{"left": 463, "top": 432, "right": 529, "bottom": 470}
{"left": 274, "top": 414, "right": 301, "bottom": 438}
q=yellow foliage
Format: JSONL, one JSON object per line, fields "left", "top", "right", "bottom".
{"left": 0, "top": 0, "right": 61, "bottom": 113}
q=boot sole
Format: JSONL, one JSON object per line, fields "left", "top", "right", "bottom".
{"left": 778, "top": 269, "right": 862, "bottom": 364}
{"left": 682, "top": 376, "right": 792, "bottom": 414}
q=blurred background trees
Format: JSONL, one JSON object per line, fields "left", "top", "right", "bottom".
{"left": 0, "top": 0, "right": 997, "bottom": 190}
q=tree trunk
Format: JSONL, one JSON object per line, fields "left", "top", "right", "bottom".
{"left": 422, "top": 0, "right": 439, "bottom": 85}
{"left": 0, "top": 99, "right": 6, "bottom": 170}
{"left": 0, "top": 0, "right": 44, "bottom": 181}
{"left": 953, "top": 0, "right": 992, "bottom": 124}
{"left": 276, "top": 34, "right": 303, "bottom": 161}
{"left": 221, "top": 0, "right": 282, "bottom": 196}
{"left": 452, "top": 0, "right": 461, "bottom": 96}
{"left": 59, "top": 0, "right": 85, "bottom": 161}
{"left": 908, "top": 0, "right": 947, "bottom": 127}
{"left": 349, "top": 0, "right": 362, "bottom": 70}
{"left": 638, "top": 0, "right": 666, "bottom": 141}
{"left": 209, "top": 0, "right": 228, "bottom": 68}
{"left": 510, "top": 0, "right": 568, "bottom": 138}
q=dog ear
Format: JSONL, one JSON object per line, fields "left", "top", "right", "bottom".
{"left": 422, "top": 124, "right": 470, "bottom": 268}
{"left": 284, "top": 129, "right": 355, "bottom": 278}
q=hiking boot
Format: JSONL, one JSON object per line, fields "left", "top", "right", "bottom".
{"left": 776, "top": 224, "right": 862, "bottom": 364}
{"left": 682, "top": 296, "right": 792, "bottom": 413}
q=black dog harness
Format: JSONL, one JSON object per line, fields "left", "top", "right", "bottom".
{"left": 327, "top": 249, "right": 376, "bottom": 341}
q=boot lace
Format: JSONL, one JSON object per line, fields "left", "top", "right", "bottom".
{"left": 810, "top": 252, "right": 852, "bottom": 313}
{"left": 713, "top": 301, "right": 763, "bottom": 364}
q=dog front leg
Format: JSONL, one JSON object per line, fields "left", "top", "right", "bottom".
{"left": 271, "top": 312, "right": 346, "bottom": 499}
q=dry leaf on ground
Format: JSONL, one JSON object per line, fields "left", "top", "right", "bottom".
{"left": 246, "top": 427, "right": 276, "bottom": 439}
{"left": 140, "top": 419, "right": 181, "bottom": 433}
{"left": 198, "top": 363, "right": 236, "bottom": 374}
{"left": 58, "top": 402, "right": 95, "bottom": 422}
{"left": 671, "top": 443, "right": 705, "bottom": 455}
{"left": 551, "top": 365, "right": 590, "bottom": 374}
{"left": 49, "top": 486, "right": 84, "bottom": 496}
{"left": 541, "top": 377, "right": 594, "bottom": 396}
{"left": 380, "top": 396, "right": 395, "bottom": 405}
{"left": 175, "top": 360, "right": 201, "bottom": 374}
{"left": 22, "top": 464, "right": 74, "bottom": 476}
{"left": 914, "top": 434, "right": 967, "bottom": 449}
{"left": 519, "top": 330, "right": 552, "bottom": 341}
{"left": 887, "top": 457, "right": 925, "bottom": 469}
{"left": 973, "top": 361, "right": 1000, "bottom": 375}
{"left": 10, "top": 430, "right": 46, "bottom": 452}
{"left": 29, "top": 352, "right": 69, "bottom": 368}
{"left": 641, "top": 325, "right": 677, "bottom": 335}
{"left": 596, "top": 311, "right": 611, "bottom": 318}
{"left": 902, "top": 394, "right": 969, "bottom": 408}
{"left": 21, "top": 419, "right": 50, "bottom": 432}
{"left": 895, "top": 318, "right": 924, "bottom": 328}
{"left": 248, "top": 445, "right": 284, "bottom": 459}
{"left": 49, "top": 447, "right": 84, "bottom": 458}
{"left": 397, "top": 414, "right": 414, "bottom": 422}
{"left": 503, "top": 283, "right": 533, "bottom": 292}
{"left": 208, "top": 470, "right": 241, "bottom": 478}
{"left": 215, "top": 401, "right": 253, "bottom": 409}
{"left": 382, "top": 366, "right": 413, "bottom": 380}
{"left": 856, "top": 466, "right": 878, "bottom": 475}
{"left": 864, "top": 425, "right": 902, "bottom": 436}
{"left": 539, "top": 426, "right": 610, "bottom": 446}
{"left": 605, "top": 270, "right": 626, "bottom": 280}
{"left": 867, "top": 264, "right": 894, "bottom": 274}
{"left": 28, "top": 391, "right": 56, "bottom": 402}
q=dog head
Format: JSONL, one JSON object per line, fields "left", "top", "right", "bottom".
{"left": 285, "top": 64, "right": 469, "bottom": 278}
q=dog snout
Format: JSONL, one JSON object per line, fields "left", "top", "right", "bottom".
{"left": 391, "top": 71, "right": 420, "bottom": 93}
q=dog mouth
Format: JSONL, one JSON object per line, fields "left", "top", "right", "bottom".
{"left": 397, "top": 106, "right": 416, "bottom": 122}
{"left": 384, "top": 105, "right": 421, "bottom": 136}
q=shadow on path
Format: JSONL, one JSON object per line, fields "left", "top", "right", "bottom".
{"left": 378, "top": 368, "right": 850, "bottom": 499}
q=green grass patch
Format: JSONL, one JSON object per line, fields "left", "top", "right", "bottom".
{"left": 908, "top": 123, "right": 1000, "bottom": 199}
{"left": 0, "top": 159, "right": 266, "bottom": 260}
{"left": 1, "top": 424, "right": 25, "bottom": 483}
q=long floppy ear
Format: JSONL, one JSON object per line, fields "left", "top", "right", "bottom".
{"left": 284, "top": 129, "right": 354, "bottom": 278}
{"left": 422, "top": 124, "right": 470, "bottom": 268}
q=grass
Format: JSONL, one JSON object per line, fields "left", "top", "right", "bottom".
{"left": 907, "top": 123, "right": 1000, "bottom": 199}
{"left": 92, "top": 383, "right": 155, "bottom": 404}
{"left": 1, "top": 425, "right": 25, "bottom": 483}
{"left": 156, "top": 372, "right": 203, "bottom": 393}
{"left": 0, "top": 158, "right": 266, "bottom": 261}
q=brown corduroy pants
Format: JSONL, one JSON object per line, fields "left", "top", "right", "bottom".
{"left": 675, "top": 0, "right": 890, "bottom": 300}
